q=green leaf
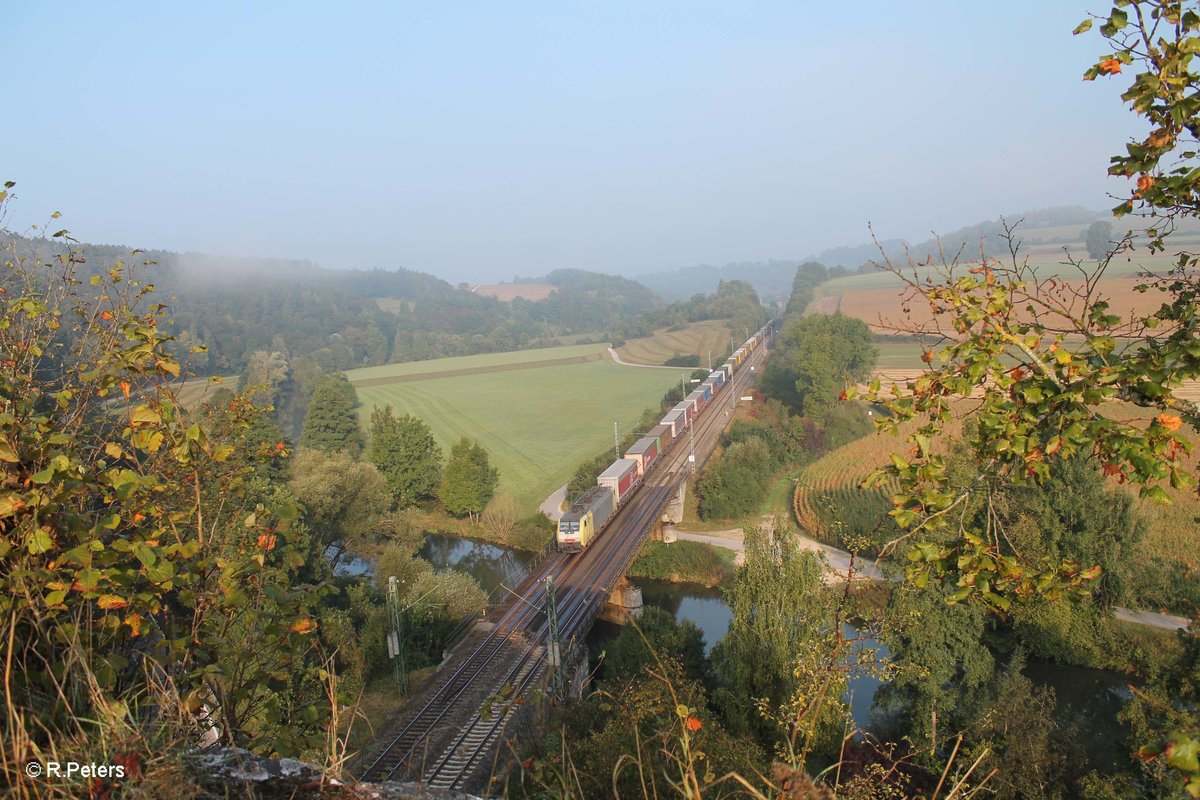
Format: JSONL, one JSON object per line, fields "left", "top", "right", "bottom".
{"left": 1073, "top": 18, "right": 1093, "bottom": 34}
{"left": 27, "top": 529, "right": 54, "bottom": 554}
{"left": 129, "top": 405, "right": 161, "bottom": 427}
{"left": 134, "top": 544, "right": 158, "bottom": 568}
{"left": 946, "top": 586, "right": 973, "bottom": 604}
{"left": 1165, "top": 734, "right": 1200, "bottom": 773}
{"left": 1141, "top": 485, "right": 1171, "bottom": 504}
{"left": 75, "top": 567, "right": 102, "bottom": 590}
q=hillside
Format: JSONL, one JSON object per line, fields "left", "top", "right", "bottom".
{"left": 0, "top": 233, "right": 662, "bottom": 377}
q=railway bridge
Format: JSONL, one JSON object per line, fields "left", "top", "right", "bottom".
{"left": 358, "top": 337, "right": 770, "bottom": 793}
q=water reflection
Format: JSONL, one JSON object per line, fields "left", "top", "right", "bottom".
{"left": 1023, "top": 657, "right": 1131, "bottom": 771}
{"left": 418, "top": 533, "right": 534, "bottom": 595}
{"left": 332, "top": 535, "right": 534, "bottom": 597}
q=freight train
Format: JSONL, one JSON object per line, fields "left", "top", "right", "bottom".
{"left": 556, "top": 323, "right": 772, "bottom": 552}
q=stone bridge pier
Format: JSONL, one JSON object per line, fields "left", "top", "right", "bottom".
{"left": 599, "top": 577, "right": 644, "bottom": 625}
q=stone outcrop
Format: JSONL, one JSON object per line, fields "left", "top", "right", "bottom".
{"left": 192, "top": 747, "right": 484, "bottom": 799}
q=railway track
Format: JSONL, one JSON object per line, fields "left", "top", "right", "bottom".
{"left": 359, "top": 339, "right": 770, "bottom": 791}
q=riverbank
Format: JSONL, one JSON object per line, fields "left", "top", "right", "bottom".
{"left": 627, "top": 540, "right": 735, "bottom": 587}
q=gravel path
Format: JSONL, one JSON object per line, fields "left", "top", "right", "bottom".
{"left": 674, "top": 519, "right": 1191, "bottom": 631}
{"left": 539, "top": 484, "right": 567, "bottom": 522}
{"left": 607, "top": 347, "right": 687, "bottom": 370}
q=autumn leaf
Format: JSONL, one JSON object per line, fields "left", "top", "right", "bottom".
{"left": 119, "top": 381, "right": 131, "bottom": 399}
{"left": 256, "top": 532, "right": 277, "bottom": 552}
{"left": 1099, "top": 58, "right": 1122, "bottom": 74}
{"left": 97, "top": 595, "right": 129, "bottom": 611}
{"left": 291, "top": 618, "right": 318, "bottom": 635}
{"left": 100, "top": 310, "right": 113, "bottom": 321}
{"left": 1157, "top": 413, "right": 1183, "bottom": 432}
{"left": 686, "top": 716, "right": 703, "bottom": 732}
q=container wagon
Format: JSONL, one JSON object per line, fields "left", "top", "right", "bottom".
{"left": 557, "top": 485, "right": 616, "bottom": 552}
{"left": 598, "top": 458, "right": 640, "bottom": 506}
{"left": 662, "top": 408, "right": 687, "bottom": 437}
{"left": 625, "top": 436, "right": 659, "bottom": 476}
{"left": 648, "top": 423, "right": 674, "bottom": 451}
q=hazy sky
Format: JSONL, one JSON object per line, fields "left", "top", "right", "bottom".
{"left": 4, "top": 2, "right": 1137, "bottom": 283}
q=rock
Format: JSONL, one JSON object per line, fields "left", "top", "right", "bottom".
{"left": 191, "top": 747, "right": 484, "bottom": 799}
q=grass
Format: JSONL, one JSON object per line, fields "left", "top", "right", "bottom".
{"left": 346, "top": 347, "right": 682, "bottom": 514}
{"left": 617, "top": 319, "right": 735, "bottom": 366}
{"left": 627, "top": 539, "right": 735, "bottom": 587}
{"left": 873, "top": 340, "right": 926, "bottom": 370}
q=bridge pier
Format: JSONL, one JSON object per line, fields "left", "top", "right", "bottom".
{"left": 566, "top": 647, "right": 590, "bottom": 700}
{"left": 598, "top": 577, "right": 644, "bottom": 625}
{"left": 661, "top": 482, "right": 686, "bottom": 525}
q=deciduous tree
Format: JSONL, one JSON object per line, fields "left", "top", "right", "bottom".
{"left": 367, "top": 405, "right": 442, "bottom": 508}
{"left": 439, "top": 437, "right": 499, "bottom": 519}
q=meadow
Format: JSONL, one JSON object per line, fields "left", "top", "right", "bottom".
{"left": 346, "top": 347, "right": 682, "bottom": 513}
{"left": 617, "top": 319, "right": 735, "bottom": 366}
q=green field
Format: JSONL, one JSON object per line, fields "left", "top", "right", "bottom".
{"left": 873, "top": 340, "right": 926, "bottom": 370}
{"left": 346, "top": 347, "right": 683, "bottom": 513}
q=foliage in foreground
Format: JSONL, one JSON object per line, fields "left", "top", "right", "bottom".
{"left": 0, "top": 205, "right": 338, "bottom": 796}
{"left": 850, "top": 3, "right": 1200, "bottom": 791}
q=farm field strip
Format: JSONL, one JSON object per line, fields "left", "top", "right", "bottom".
{"left": 820, "top": 251, "right": 1183, "bottom": 297}
{"left": 350, "top": 352, "right": 603, "bottom": 387}
{"left": 617, "top": 320, "right": 734, "bottom": 366}
{"left": 345, "top": 343, "right": 608, "bottom": 381}
{"left": 838, "top": 275, "right": 1187, "bottom": 333}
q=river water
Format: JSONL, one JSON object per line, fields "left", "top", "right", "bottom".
{"left": 418, "top": 534, "right": 1128, "bottom": 766}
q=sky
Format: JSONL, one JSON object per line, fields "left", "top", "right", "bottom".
{"left": 3, "top": 2, "right": 1138, "bottom": 283}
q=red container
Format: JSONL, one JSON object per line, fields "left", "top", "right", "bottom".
{"left": 597, "top": 458, "right": 640, "bottom": 505}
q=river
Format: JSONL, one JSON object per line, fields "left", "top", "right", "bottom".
{"left": 417, "top": 533, "right": 1129, "bottom": 767}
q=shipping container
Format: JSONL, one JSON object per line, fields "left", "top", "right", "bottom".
{"left": 702, "top": 380, "right": 718, "bottom": 399}
{"left": 648, "top": 423, "right": 673, "bottom": 451}
{"left": 556, "top": 485, "right": 616, "bottom": 553}
{"left": 662, "top": 408, "right": 687, "bottom": 436}
{"left": 673, "top": 400, "right": 695, "bottom": 424}
{"left": 697, "top": 383, "right": 712, "bottom": 402}
{"left": 625, "top": 436, "right": 659, "bottom": 476}
{"left": 598, "top": 458, "right": 640, "bottom": 505}
{"left": 708, "top": 370, "right": 726, "bottom": 388}
{"left": 687, "top": 389, "right": 706, "bottom": 413}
